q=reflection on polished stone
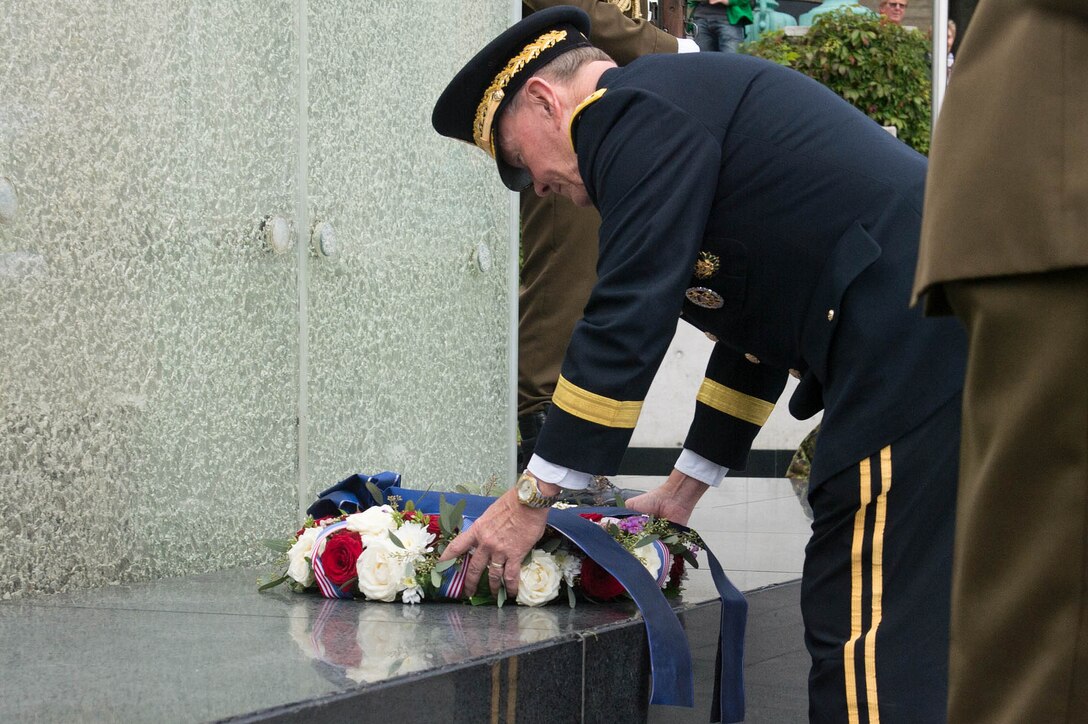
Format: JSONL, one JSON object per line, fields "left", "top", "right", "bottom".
{"left": 0, "top": 473, "right": 812, "bottom": 723}
{"left": 285, "top": 597, "right": 607, "bottom": 687}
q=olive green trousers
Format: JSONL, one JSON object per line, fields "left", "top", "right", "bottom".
{"left": 945, "top": 267, "right": 1088, "bottom": 724}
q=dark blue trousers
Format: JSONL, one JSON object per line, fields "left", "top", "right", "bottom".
{"left": 802, "top": 394, "right": 960, "bottom": 723}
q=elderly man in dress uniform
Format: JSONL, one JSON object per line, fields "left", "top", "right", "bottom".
{"left": 434, "top": 8, "right": 966, "bottom": 721}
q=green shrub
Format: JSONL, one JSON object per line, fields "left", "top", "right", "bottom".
{"left": 741, "top": 10, "right": 932, "bottom": 154}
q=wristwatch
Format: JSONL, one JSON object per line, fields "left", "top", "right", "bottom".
{"left": 514, "top": 470, "right": 560, "bottom": 509}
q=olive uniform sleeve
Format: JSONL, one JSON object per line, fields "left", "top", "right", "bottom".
{"left": 522, "top": 0, "right": 680, "bottom": 63}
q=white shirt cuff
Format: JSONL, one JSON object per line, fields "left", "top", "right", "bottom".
{"left": 676, "top": 37, "right": 700, "bottom": 53}
{"left": 675, "top": 449, "right": 729, "bottom": 487}
{"left": 526, "top": 455, "right": 594, "bottom": 490}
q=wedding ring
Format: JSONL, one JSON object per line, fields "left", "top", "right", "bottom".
{"left": 487, "top": 561, "right": 504, "bottom": 570}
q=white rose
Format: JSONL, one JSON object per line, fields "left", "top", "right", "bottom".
{"left": 286, "top": 526, "right": 323, "bottom": 587}
{"left": 516, "top": 549, "right": 562, "bottom": 607}
{"left": 344, "top": 505, "right": 398, "bottom": 545}
{"left": 356, "top": 540, "right": 408, "bottom": 602}
{"left": 633, "top": 541, "right": 663, "bottom": 583}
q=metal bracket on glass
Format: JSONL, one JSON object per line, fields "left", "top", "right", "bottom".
{"left": 472, "top": 242, "right": 492, "bottom": 273}
{"left": 262, "top": 215, "right": 293, "bottom": 254}
{"left": 310, "top": 220, "right": 338, "bottom": 259}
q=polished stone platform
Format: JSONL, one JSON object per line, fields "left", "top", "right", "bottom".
{"left": 0, "top": 477, "right": 812, "bottom": 722}
{"left": 0, "top": 568, "right": 807, "bottom": 723}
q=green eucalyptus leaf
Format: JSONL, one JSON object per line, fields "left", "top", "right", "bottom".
{"left": 258, "top": 575, "right": 289, "bottom": 592}
{"left": 261, "top": 539, "right": 294, "bottom": 553}
{"left": 387, "top": 530, "right": 405, "bottom": 549}
{"left": 431, "top": 569, "right": 443, "bottom": 588}
{"left": 451, "top": 499, "right": 466, "bottom": 531}
{"left": 634, "top": 533, "right": 660, "bottom": 548}
{"left": 497, "top": 585, "right": 507, "bottom": 608}
{"left": 365, "top": 481, "right": 384, "bottom": 506}
{"left": 434, "top": 558, "right": 458, "bottom": 573}
{"left": 439, "top": 495, "right": 452, "bottom": 534}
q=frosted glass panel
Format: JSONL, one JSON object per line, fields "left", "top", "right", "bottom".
{"left": 0, "top": 1, "right": 300, "bottom": 596}
{"left": 1, "top": 0, "right": 515, "bottom": 599}
{"left": 304, "top": 1, "right": 512, "bottom": 494}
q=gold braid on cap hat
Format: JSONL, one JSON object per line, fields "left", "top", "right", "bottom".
{"left": 472, "top": 29, "right": 568, "bottom": 158}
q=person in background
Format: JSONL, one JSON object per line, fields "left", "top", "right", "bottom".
{"left": 946, "top": 19, "right": 956, "bottom": 78}
{"left": 913, "top": 0, "right": 1087, "bottom": 722}
{"left": 687, "top": 0, "right": 754, "bottom": 53}
{"left": 878, "top": 0, "right": 907, "bottom": 24}
{"left": 433, "top": 8, "right": 968, "bottom": 719}
{"left": 518, "top": 1, "right": 698, "bottom": 506}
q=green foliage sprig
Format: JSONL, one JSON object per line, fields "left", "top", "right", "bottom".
{"left": 741, "top": 10, "right": 932, "bottom": 154}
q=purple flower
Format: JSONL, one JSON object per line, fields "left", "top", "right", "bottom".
{"left": 618, "top": 516, "right": 648, "bottom": 535}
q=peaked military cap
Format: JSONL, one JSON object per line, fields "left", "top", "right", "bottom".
{"left": 432, "top": 6, "right": 592, "bottom": 191}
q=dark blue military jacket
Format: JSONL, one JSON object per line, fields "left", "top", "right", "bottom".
{"left": 533, "top": 52, "right": 966, "bottom": 486}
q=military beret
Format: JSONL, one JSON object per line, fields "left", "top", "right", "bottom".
{"left": 432, "top": 6, "right": 592, "bottom": 191}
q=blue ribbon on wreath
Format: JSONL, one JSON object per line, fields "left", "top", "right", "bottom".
{"left": 307, "top": 471, "right": 746, "bottom": 724}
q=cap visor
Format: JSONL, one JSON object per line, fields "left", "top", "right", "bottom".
{"left": 498, "top": 157, "right": 532, "bottom": 192}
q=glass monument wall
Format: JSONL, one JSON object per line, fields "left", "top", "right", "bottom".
{"left": 0, "top": 0, "right": 513, "bottom": 598}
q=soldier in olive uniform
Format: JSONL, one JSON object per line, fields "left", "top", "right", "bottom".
{"left": 914, "top": 1, "right": 1088, "bottom": 721}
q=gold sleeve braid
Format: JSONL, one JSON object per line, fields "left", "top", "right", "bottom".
{"left": 696, "top": 378, "right": 775, "bottom": 426}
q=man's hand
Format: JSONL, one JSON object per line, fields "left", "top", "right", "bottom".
{"left": 624, "top": 468, "right": 710, "bottom": 525}
{"left": 439, "top": 488, "right": 549, "bottom": 598}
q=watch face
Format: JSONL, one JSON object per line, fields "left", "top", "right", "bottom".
{"left": 517, "top": 474, "right": 533, "bottom": 500}
{"left": 516, "top": 473, "right": 552, "bottom": 508}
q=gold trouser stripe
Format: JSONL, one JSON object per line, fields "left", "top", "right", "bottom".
{"left": 865, "top": 448, "right": 892, "bottom": 723}
{"left": 843, "top": 447, "right": 892, "bottom": 724}
{"left": 553, "top": 374, "right": 642, "bottom": 428}
{"left": 696, "top": 378, "right": 775, "bottom": 426}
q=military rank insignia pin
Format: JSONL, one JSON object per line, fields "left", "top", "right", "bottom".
{"left": 694, "top": 251, "right": 720, "bottom": 280}
{"left": 685, "top": 287, "right": 724, "bottom": 309}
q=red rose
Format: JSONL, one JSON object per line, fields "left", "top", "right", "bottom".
{"left": 426, "top": 514, "right": 442, "bottom": 536}
{"left": 579, "top": 558, "right": 626, "bottom": 600}
{"left": 668, "top": 554, "right": 686, "bottom": 590}
{"left": 319, "top": 530, "right": 363, "bottom": 588}
{"left": 579, "top": 513, "right": 604, "bottom": 522}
